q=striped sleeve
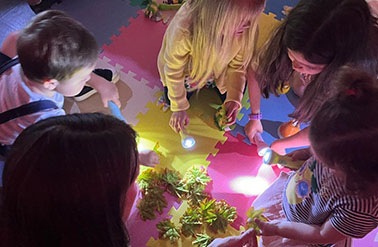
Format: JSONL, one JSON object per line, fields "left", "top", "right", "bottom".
{"left": 330, "top": 200, "right": 378, "bottom": 238}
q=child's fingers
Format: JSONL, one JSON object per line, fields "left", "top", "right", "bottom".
{"left": 254, "top": 219, "right": 265, "bottom": 235}
{"left": 241, "top": 228, "right": 258, "bottom": 244}
{"left": 169, "top": 118, "right": 180, "bottom": 133}
{"left": 113, "top": 97, "right": 121, "bottom": 108}
{"left": 183, "top": 117, "right": 190, "bottom": 127}
{"left": 102, "top": 98, "right": 109, "bottom": 108}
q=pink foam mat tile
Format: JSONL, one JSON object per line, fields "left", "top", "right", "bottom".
{"left": 206, "top": 132, "right": 288, "bottom": 228}
{"left": 353, "top": 227, "right": 378, "bottom": 247}
{"left": 101, "top": 11, "right": 168, "bottom": 90}
{"left": 126, "top": 191, "right": 181, "bottom": 247}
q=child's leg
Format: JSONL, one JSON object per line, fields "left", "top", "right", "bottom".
{"left": 160, "top": 86, "right": 194, "bottom": 107}
{"left": 215, "top": 88, "right": 227, "bottom": 102}
{"left": 74, "top": 68, "right": 119, "bottom": 101}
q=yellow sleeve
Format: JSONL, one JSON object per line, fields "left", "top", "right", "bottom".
{"left": 225, "top": 23, "right": 259, "bottom": 109}
{"left": 224, "top": 49, "right": 247, "bottom": 109}
{"left": 158, "top": 27, "right": 192, "bottom": 112}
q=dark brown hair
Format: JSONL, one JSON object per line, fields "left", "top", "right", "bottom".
{"left": 1, "top": 113, "right": 138, "bottom": 247}
{"left": 256, "top": 0, "right": 378, "bottom": 123}
{"left": 17, "top": 10, "right": 98, "bottom": 82}
{"left": 310, "top": 67, "right": 378, "bottom": 194}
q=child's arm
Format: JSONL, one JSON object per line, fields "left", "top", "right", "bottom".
{"left": 367, "top": 0, "right": 378, "bottom": 18}
{"left": 245, "top": 68, "right": 263, "bottom": 143}
{"left": 159, "top": 27, "right": 191, "bottom": 132}
{"left": 208, "top": 228, "right": 257, "bottom": 247}
{"left": 86, "top": 72, "right": 121, "bottom": 108}
{"left": 271, "top": 127, "right": 310, "bottom": 155}
{"left": 255, "top": 218, "right": 347, "bottom": 244}
{"left": 1, "top": 31, "right": 20, "bottom": 58}
{"left": 224, "top": 51, "right": 247, "bottom": 125}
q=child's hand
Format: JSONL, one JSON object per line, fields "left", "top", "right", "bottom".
{"left": 254, "top": 219, "right": 280, "bottom": 236}
{"left": 282, "top": 5, "right": 293, "bottom": 16}
{"left": 98, "top": 81, "right": 121, "bottom": 108}
{"left": 138, "top": 150, "right": 160, "bottom": 167}
{"left": 170, "top": 110, "right": 189, "bottom": 133}
{"left": 286, "top": 148, "right": 311, "bottom": 161}
{"left": 270, "top": 139, "right": 287, "bottom": 155}
{"left": 245, "top": 120, "right": 263, "bottom": 144}
{"left": 208, "top": 228, "right": 258, "bottom": 247}
{"left": 224, "top": 101, "right": 240, "bottom": 125}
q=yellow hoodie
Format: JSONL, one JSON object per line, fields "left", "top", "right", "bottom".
{"left": 157, "top": 3, "right": 259, "bottom": 112}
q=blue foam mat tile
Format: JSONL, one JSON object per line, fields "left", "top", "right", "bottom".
{"left": 263, "top": 0, "right": 299, "bottom": 20}
{"left": 0, "top": 0, "right": 35, "bottom": 45}
{"left": 230, "top": 124, "right": 252, "bottom": 145}
{"left": 52, "top": 0, "right": 140, "bottom": 47}
{"left": 235, "top": 89, "right": 299, "bottom": 147}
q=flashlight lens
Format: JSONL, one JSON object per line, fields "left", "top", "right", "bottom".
{"left": 262, "top": 149, "right": 272, "bottom": 164}
{"left": 182, "top": 137, "right": 195, "bottom": 149}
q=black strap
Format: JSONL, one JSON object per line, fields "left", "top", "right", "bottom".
{"left": 0, "top": 100, "right": 58, "bottom": 125}
{"left": 0, "top": 54, "right": 58, "bottom": 125}
{"left": 0, "top": 56, "right": 19, "bottom": 75}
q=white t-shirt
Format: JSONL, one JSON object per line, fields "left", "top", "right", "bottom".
{"left": 0, "top": 64, "right": 65, "bottom": 145}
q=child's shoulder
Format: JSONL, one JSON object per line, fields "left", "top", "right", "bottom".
{"left": 168, "top": 2, "right": 191, "bottom": 32}
{"left": 1, "top": 31, "right": 20, "bottom": 59}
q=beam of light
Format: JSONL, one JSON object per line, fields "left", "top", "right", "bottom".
{"left": 181, "top": 136, "right": 196, "bottom": 149}
{"left": 230, "top": 176, "right": 270, "bottom": 196}
{"left": 137, "top": 142, "right": 146, "bottom": 152}
{"left": 179, "top": 130, "right": 196, "bottom": 149}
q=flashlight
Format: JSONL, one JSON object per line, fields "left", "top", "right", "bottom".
{"left": 253, "top": 133, "right": 303, "bottom": 170}
{"left": 179, "top": 129, "right": 195, "bottom": 149}
{"left": 260, "top": 148, "right": 303, "bottom": 170}
{"left": 108, "top": 101, "right": 127, "bottom": 123}
{"left": 254, "top": 132, "right": 270, "bottom": 156}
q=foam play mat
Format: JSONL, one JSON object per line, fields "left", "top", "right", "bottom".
{"left": 1, "top": 0, "right": 377, "bottom": 246}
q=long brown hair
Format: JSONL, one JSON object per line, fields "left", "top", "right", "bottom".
{"left": 1, "top": 113, "right": 138, "bottom": 247}
{"left": 310, "top": 67, "right": 378, "bottom": 194}
{"left": 256, "top": 0, "right": 378, "bottom": 123}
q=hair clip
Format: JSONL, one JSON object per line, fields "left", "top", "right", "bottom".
{"left": 346, "top": 89, "right": 356, "bottom": 96}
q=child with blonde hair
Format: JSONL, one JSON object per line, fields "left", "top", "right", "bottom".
{"left": 158, "top": 0, "right": 265, "bottom": 133}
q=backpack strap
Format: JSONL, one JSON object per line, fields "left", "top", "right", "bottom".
{"left": 0, "top": 55, "right": 19, "bottom": 75}
{"left": 0, "top": 100, "right": 58, "bottom": 125}
{"left": 0, "top": 54, "right": 58, "bottom": 125}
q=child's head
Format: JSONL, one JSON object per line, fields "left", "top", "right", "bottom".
{"left": 1, "top": 113, "right": 138, "bottom": 247}
{"left": 310, "top": 67, "right": 378, "bottom": 194}
{"left": 188, "top": 0, "right": 265, "bottom": 86}
{"left": 257, "top": 0, "right": 378, "bottom": 122}
{"left": 17, "top": 10, "right": 98, "bottom": 96}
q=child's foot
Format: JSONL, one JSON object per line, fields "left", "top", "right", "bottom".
{"left": 74, "top": 68, "right": 119, "bottom": 102}
{"left": 156, "top": 95, "right": 170, "bottom": 112}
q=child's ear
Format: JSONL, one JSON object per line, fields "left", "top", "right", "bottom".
{"left": 42, "top": 79, "right": 59, "bottom": 90}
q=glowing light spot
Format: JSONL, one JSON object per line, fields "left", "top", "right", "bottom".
{"left": 137, "top": 142, "right": 146, "bottom": 151}
{"left": 230, "top": 176, "right": 270, "bottom": 196}
{"left": 182, "top": 136, "right": 196, "bottom": 149}
{"left": 262, "top": 148, "right": 272, "bottom": 164}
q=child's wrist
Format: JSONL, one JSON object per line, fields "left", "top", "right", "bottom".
{"left": 248, "top": 112, "right": 262, "bottom": 120}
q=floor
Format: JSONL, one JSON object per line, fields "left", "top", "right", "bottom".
{"left": 0, "top": 0, "right": 377, "bottom": 246}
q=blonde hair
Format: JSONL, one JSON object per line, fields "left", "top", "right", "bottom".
{"left": 188, "top": 0, "right": 265, "bottom": 87}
